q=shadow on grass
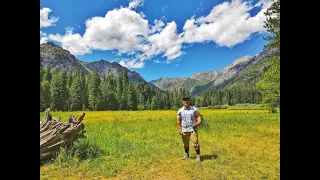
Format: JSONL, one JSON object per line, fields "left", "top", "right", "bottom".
{"left": 40, "top": 158, "right": 56, "bottom": 167}
{"left": 190, "top": 154, "right": 218, "bottom": 162}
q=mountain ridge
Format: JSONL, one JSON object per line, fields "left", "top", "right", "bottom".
{"left": 149, "top": 49, "right": 277, "bottom": 95}
{"left": 40, "top": 42, "right": 146, "bottom": 83}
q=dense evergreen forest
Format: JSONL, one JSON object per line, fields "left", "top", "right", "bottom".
{"left": 40, "top": 63, "right": 264, "bottom": 111}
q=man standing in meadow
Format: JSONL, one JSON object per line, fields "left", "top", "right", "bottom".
{"left": 177, "top": 97, "right": 202, "bottom": 163}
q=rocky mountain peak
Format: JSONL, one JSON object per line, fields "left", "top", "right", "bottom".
{"left": 40, "top": 42, "right": 146, "bottom": 83}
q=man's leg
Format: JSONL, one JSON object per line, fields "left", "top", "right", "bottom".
{"left": 191, "top": 131, "right": 201, "bottom": 162}
{"left": 195, "top": 146, "right": 200, "bottom": 155}
{"left": 181, "top": 132, "right": 191, "bottom": 160}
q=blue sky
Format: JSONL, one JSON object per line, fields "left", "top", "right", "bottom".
{"left": 40, "top": 0, "right": 273, "bottom": 81}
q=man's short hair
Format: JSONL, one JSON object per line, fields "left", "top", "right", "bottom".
{"left": 183, "top": 97, "right": 190, "bottom": 101}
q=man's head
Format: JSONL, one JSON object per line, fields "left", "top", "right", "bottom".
{"left": 183, "top": 97, "right": 191, "bottom": 108}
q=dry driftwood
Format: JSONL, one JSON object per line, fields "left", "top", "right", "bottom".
{"left": 40, "top": 108, "right": 86, "bottom": 162}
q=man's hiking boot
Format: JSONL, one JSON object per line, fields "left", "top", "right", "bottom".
{"left": 196, "top": 155, "right": 201, "bottom": 163}
{"left": 181, "top": 153, "right": 189, "bottom": 160}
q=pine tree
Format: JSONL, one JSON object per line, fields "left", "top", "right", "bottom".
{"left": 258, "top": 0, "right": 280, "bottom": 112}
{"left": 257, "top": 56, "right": 280, "bottom": 112}
{"left": 44, "top": 66, "right": 52, "bottom": 83}
{"left": 40, "top": 56, "right": 43, "bottom": 83}
{"left": 127, "top": 83, "right": 138, "bottom": 110}
{"left": 122, "top": 72, "right": 129, "bottom": 110}
{"left": 80, "top": 71, "right": 88, "bottom": 110}
{"left": 145, "top": 98, "right": 151, "bottom": 110}
{"left": 50, "top": 70, "right": 64, "bottom": 111}
{"left": 40, "top": 80, "right": 51, "bottom": 111}
{"left": 116, "top": 73, "right": 123, "bottom": 110}
{"left": 150, "top": 96, "right": 157, "bottom": 110}
{"left": 69, "top": 75, "right": 83, "bottom": 111}
{"left": 263, "top": 0, "right": 280, "bottom": 50}
{"left": 61, "top": 71, "right": 69, "bottom": 111}
{"left": 100, "top": 77, "right": 108, "bottom": 110}
{"left": 106, "top": 75, "right": 118, "bottom": 110}
{"left": 67, "top": 71, "right": 73, "bottom": 89}
{"left": 88, "top": 71, "right": 102, "bottom": 111}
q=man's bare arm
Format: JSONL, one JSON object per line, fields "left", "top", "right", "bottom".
{"left": 177, "top": 117, "right": 182, "bottom": 135}
{"left": 195, "top": 112, "right": 202, "bottom": 126}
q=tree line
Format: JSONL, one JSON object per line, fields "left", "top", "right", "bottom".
{"left": 40, "top": 62, "right": 265, "bottom": 112}
{"left": 40, "top": 63, "right": 193, "bottom": 112}
{"left": 195, "top": 84, "right": 262, "bottom": 107}
{"left": 40, "top": 59, "right": 277, "bottom": 111}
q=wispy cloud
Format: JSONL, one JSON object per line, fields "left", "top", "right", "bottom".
{"left": 162, "top": 6, "right": 168, "bottom": 13}
{"left": 75, "top": 23, "right": 81, "bottom": 28}
{"left": 193, "top": 2, "right": 205, "bottom": 16}
{"left": 40, "top": 7, "right": 59, "bottom": 28}
{"left": 128, "top": 0, "right": 144, "bottom": 9}
{"left": 149, "top": 19, "right": 165, "bottom": 34}
{"left": 140, "top": 11, "right": 146, "bottom": 18}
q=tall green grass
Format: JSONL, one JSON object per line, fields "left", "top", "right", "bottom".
{"left": 40, "top": 109, "right": 280, "bottom": 179}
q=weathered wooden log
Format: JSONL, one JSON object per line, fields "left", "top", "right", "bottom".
{"left": 40, "top": 108, "right": 86, "bottom": 162}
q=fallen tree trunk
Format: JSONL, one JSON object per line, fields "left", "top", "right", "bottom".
{"left": 40, "top": 108, "right": 86, "bottom": 162}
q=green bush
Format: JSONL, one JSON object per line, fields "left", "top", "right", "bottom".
{"left": 73, "top": 138, "right": 104, "bottom": 161}
{"left": 171, "top": 106, "right": 178, "bottom": 110}
{"left": 137, "top": 105, "right": 145, "bottom": 111}
{"left": 55, "top": 138, "right": 104, "bottom": 167}
{"left": 220, "top": 105, "right": 229, "bottom": 109}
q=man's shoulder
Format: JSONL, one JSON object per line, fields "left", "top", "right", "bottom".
{"left": 178, "top": 107, "right": 183, "bottom": 113}
{"left": 190, "top": 106, "right": 198, "bottom": 110}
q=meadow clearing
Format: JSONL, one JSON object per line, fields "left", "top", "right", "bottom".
{"left": 40, "top": 109, "right": 280, "bottom": 180}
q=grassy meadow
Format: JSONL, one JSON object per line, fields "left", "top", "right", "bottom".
{"left": 40, "top": 109, "right": 280, "bottom": 180}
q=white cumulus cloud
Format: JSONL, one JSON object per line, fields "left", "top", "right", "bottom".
{"left": 48, "top": 28, "right": 91, "bottom": 55}
{"left": 47, "top": 7, "right": 184, "bottom": 61}
{"left": 183, "top": 0, "right": 272, "bottom": 47}
{"left": 82, "top": 8, "right": 149, "bottom": 53}
{"left": 146, "top": 21, "right": 183, "bottom": 60}
{"left": 40, "top": 7, "right": 59, "bottom": 28}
